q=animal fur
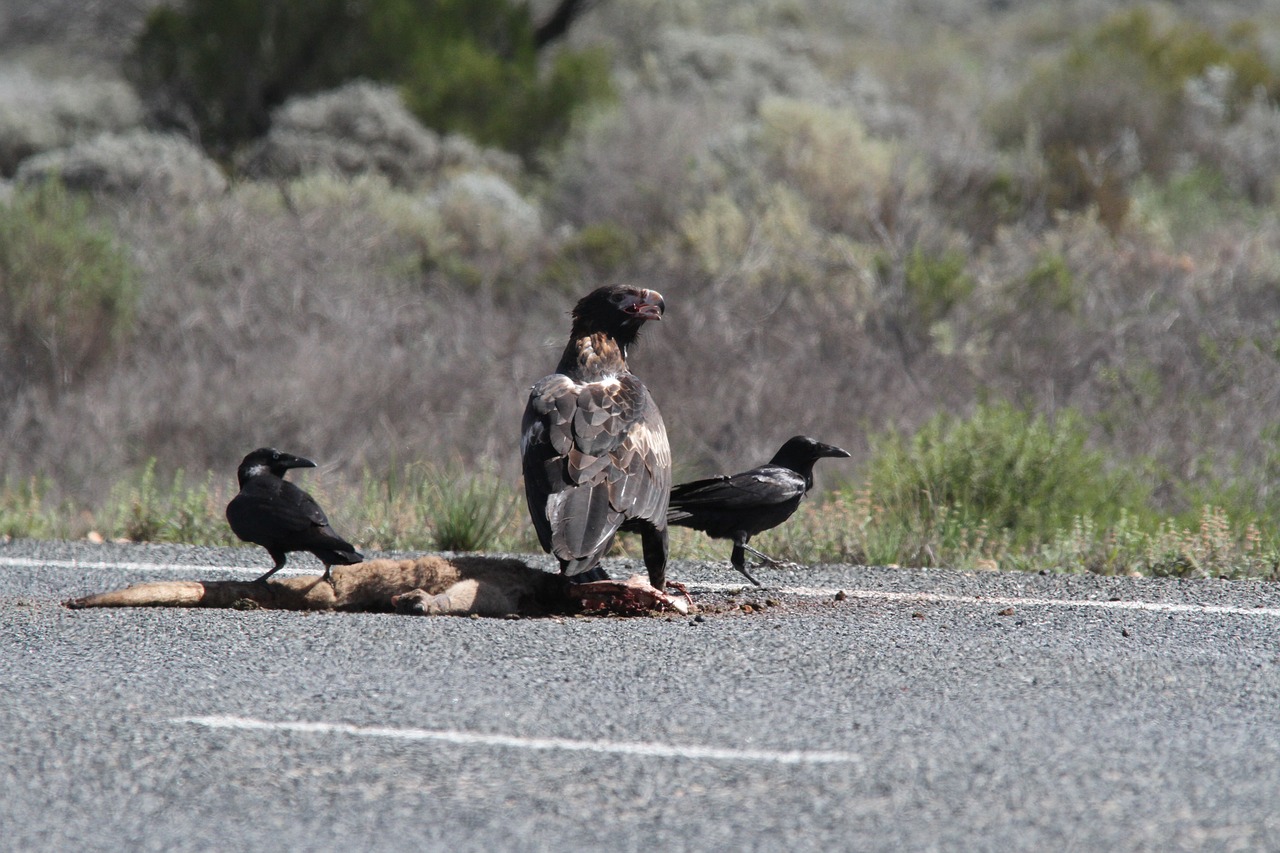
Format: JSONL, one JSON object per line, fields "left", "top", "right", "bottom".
{"left": 64, "top": 555, "right": 692, "bottom": 616}
{"left": 65, "top": 555, "right": 571, "bottom": 617}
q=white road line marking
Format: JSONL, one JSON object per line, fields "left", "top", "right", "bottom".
{"left": 0, "top": 556, "right": 303, "bottom": 575}
{"left": 7, "top": 556, "right": 1278, "bottom": 617}
{"left": 171, "top": 715, "right": 861, "bottom": 765}
{"left": 695, "top": 582, "right": 1280, "bottom": 617}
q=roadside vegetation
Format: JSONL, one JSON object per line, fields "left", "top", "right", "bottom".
{"left": 1, "top": 1, "right": 1279, "bottom": 579}
{"left": 4, "top": 400, "right": 1277, "bottom": 579}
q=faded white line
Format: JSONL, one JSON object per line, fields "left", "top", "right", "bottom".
{"left": 696, "top": 582, "right": 1280, "bottom": 617}
{"left": 0, "top": 556, "right": 303, "bottom": 576}
{"left": 7, "top": 556, "right": 1278, "bottom": 617}
{"left": 172, "top": 715, "right": 861, "bottom": 765}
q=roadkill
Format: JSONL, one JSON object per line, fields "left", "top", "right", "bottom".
{"left": 64, "top": 555, "right": 691, "bottom": 617}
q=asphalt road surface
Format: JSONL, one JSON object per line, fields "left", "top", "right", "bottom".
{"left": 2, "top": 539, "right": 1279, "bottom": 852}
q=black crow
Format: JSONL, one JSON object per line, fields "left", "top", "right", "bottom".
{"left": 667, "top": 436, "right": 851, "bottom": 586}
{"left": 225, "top": 447, "right": 363, "bottom": 583}
{"left": 521, "top": 284, "right": 672, "bottom": 589}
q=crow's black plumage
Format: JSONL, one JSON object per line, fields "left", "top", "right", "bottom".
{"left": 521, "top": 284, "right": 672, "bottom": 589}
{"left": 225, "top": 447, "right": 363, "bottom": 583}
{"left": 667, "top": 436, "right": 851, "bottom": 586}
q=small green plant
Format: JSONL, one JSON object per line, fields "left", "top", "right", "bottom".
{"left": 353, "top": 462, "right": 523, "bottom": 552}
{"left": 903, "top": 247, "right": 975, "bottom": 326}
{"left": 1022, "top": 250, "right": 1077, "bottom": 314}
{"left": 0, "top": 181, "right": 139, "bottom": 387}
{"left": 425, "top": 467, "right": 518, "bottom": 552}
{"left": 101, "top": 459, "right": 234, "bottom": 544}
{"left": 356, "top": 462, "right": 437, "bottom": 551}
{"left": 165, "top": 470, "right": 235, "bottom": 545}
{"left": 0, "top": 477, "right": 73, "bottom": 540}
{"left": 113, "top": 458, "right": 163, "bottom": 543}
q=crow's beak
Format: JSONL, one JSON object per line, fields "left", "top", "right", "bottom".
{"left": 281, "top": 454, "right": 317, "bottom": 470}
{"left": 820, "top": 444, "right": 852, "bottom": 459}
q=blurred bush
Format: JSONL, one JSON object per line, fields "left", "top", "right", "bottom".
{"left": 237, "top": 81, "right": 445, "bottom": 189}
{"left": 636, "top": 29, "right": 837, "bottom": 111}
{"left": 990, "top": 8, "right": 1280, "bottom": 228}
{"left": 546, "top": 93, "right": 714, "bottom": 241}
{"left": 0, "top": 180, "right": 139, "bottom": 388}
{"left": 398, "top": 13, "right": 613, "bottom": 160}
{"left": 896, "top": 246, "right": 975, "bottom": 331}
{"left": 238, "top": 81, "right": 522, "bottom": 190}
{"left": 756, "top": 97, "right": 898, "bottom": 239}
{"left": 541, "top": 222, "right": 638, "bottom": 293}
{"left": 419, "top": 170, "right": 547, "bottom": 290}
{"left": 1184, "top": 68, "right": 1280, "bottom": 205}
{"left": 126, "top": 0, "right": 613, "bottom": 159}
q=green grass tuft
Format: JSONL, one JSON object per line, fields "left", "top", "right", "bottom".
{"left": 865, "top": 401, "right": 1150, "bottom": 552}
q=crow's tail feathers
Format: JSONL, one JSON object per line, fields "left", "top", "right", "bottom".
{"left": 315, "top": 546, "right": 363, "bottom": 566}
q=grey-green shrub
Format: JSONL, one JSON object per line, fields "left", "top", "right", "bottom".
{"left": 237, "top": 81, "right": 444, "bottom": 189}
{"left": 0, "top": 68, "right": 142, "bottom": 176}
{"left": 15, "top": 131, "right": 227, "bottom": 200}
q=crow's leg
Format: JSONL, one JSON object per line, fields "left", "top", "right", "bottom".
{"left": 741, "top": 543, "right": 789, "bottom": 568}
{"left": 729, "top": 543, "right": 764, "bottom": 587}
{"left": 253, "top": 552, "right": 287, "bottom": 583}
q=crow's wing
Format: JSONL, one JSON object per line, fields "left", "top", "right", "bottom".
{"left": 281, "top": 480, "right": 334, "bottom": 528}
{"left": 669, "top": 465, "right": 807, "bottom": 512}
{"left": 277, "top": 482, "right": 360, "bottom": 560}
{"left": 522, "top": 372, "right": 670, "bottom": 575}
{"left": 226, "top": 479, "right": 336, "bottom": 547}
